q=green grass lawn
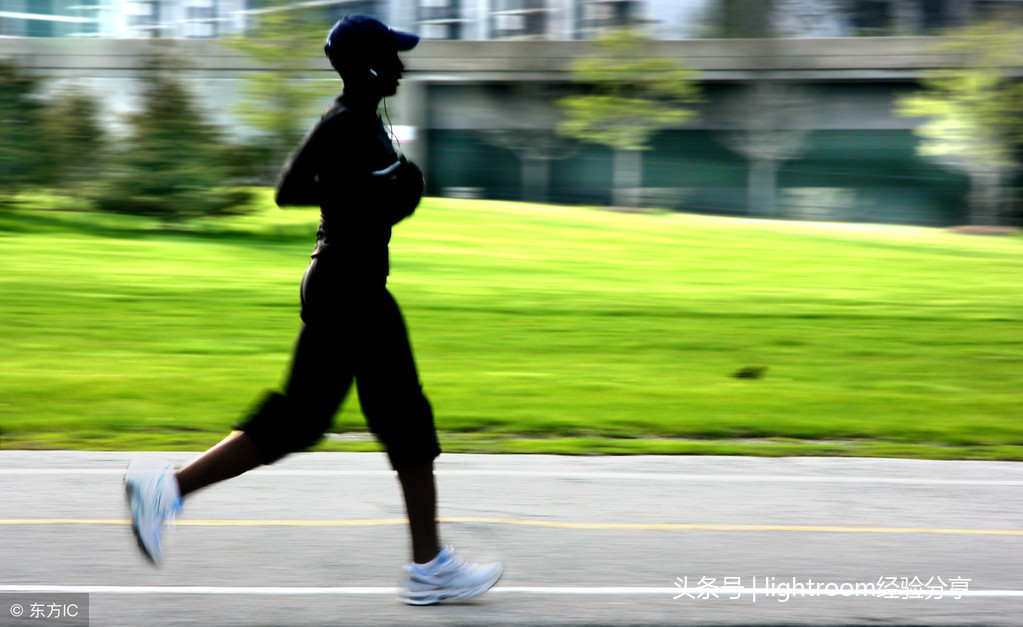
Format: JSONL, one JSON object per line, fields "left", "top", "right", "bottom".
{"left": 2, "top": 193, "right": 1022, "bottom": 459}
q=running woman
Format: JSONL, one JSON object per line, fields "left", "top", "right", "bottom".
{"left": 123, "top": 14, "right": 503, "bottom": 606}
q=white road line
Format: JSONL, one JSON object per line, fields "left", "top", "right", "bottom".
{"left": 2, "top": 468, "right": 1023, "bottom": 486}
{"left": 5, "top": 518, "right": 1023, "bottom": 535}
{"left": 1, "top": 585, "right": 1022, "bottom": 598}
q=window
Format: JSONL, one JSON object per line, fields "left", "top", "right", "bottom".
{"left": 585, "top": 0, "right": 638, "bottom": 27}
{"left": 418, "top": 0, "right": 461, "bottom": 39}
{"left": 185, "top": 20, "right": 214, "bottom": 37}
{"left": 421, "top": 21, "right": 460, "bottom": 39}
{"left": 495, "top": 13, "right": 524, "bottom": 31}
{"left": 851, "top": 0, "right": 891, "bottom": 33}
{"left": 580, "top": 0, "right": 641, "bottom": 37}
{"left": 419, "top": 0, "right": 459, "bottom": 23}
{"left": 492, "top": 0, "right": 547, "bottom": 39}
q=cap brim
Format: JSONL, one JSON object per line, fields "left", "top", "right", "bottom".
{"left": 391, "top": 29, "right": 419, "bottom": 51}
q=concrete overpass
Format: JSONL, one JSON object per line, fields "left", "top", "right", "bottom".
{"left": 0, "top": 36, "right": 979, "bottom": 78}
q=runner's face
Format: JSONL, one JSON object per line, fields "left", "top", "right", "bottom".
{"left": 370, "top": 50, "right": 404, "bottom": 96}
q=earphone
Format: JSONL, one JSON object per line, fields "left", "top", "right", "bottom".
{"left": 368, "top": 68, "right": 378, "bottom": 79}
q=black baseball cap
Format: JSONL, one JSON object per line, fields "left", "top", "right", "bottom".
{"left": 324, "top": 15, "right": 419, "bottom": 65}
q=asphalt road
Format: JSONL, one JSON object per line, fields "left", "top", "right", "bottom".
{"left": 2, "top": 451, "right": 1022, "bottom": 626}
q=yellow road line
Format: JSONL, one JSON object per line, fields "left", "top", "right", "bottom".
{"left": 1, "top": 518, "right": 1022, "bottom": 535}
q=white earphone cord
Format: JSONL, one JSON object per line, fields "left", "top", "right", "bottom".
{"left": 382, "top": 97, "right": 401, "bottom": 153}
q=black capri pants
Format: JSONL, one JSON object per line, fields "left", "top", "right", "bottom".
{"left": 238, "top": 253, "right": 441, "bottom": 471}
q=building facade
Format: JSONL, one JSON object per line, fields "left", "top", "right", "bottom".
{"left": 0, "top": 0, "right": 247, "bottom": 37}
{"left": 4, "top": 0, "right": 1016, "bottom": 41}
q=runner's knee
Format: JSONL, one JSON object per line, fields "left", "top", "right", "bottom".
{"left": 236, "top": 392, "right": 334, "bottom": 463}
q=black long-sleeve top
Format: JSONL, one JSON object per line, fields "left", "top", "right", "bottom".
{"left": 275, "top": 94, "right": 424, "bottom": 278}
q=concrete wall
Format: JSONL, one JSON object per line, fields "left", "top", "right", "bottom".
{"left": 0, "top": 35, "right": 984, "bottom": 77}
{"left": 0, "top": 36, "right": 974, "bottom": 136}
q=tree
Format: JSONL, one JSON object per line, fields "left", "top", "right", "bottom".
{"left": 223, "top": 0, "right": 328, "bottom": 179}
{"left": 478, "top": 130, "right": 577, "bottom": 203}
{"left": 476, "top": 84, "right": 577, "bottom": 203}
{"left": 93, "top": 53, "right": 252, "bottom": 223}
{"left": 0, "top": 61, "right": 46, "bottom": 203}
{"left": 719, "top": 81, "right": 814, "bottom": 217}
{"left": 38, "top": 86, "right": 106, "bottom": 200}
{"left": 556, "top": 30, "right": 701, "bottom": 208}
{"left": 895, "top": 20, "right": 1023, "bottom": 226}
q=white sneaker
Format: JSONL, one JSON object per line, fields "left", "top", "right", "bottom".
{"left": 401, "top": 546, "right": 503, "bottom": 605}
{"left": 124, "top": 461, "right": 182, "bottom": 566}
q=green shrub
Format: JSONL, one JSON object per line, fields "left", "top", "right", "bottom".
{"left": 93, "top": 53, "right": 254, "bottom": 223}
{"left": 38, "top": 86, "right": 107, "bottom": 200}
{"left": 0, "top": 61, "right": 46, "bottom": 202}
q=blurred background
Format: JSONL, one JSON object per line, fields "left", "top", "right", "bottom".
{"left": 2, "top": 1, "right": 1023, "bottom": 457}
{"left": 2, "top": 0, "right": 1023, "bottom": 227}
